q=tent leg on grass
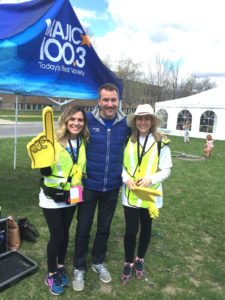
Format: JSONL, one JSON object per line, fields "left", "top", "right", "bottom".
{"left": 13, "top": 95, "right": 18, "bottom": 170}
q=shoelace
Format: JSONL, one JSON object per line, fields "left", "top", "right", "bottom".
{"left": 58, "top": 268, "right": 64, "bottom": 275}
{"left": 135, "top": 259, "right": 144, "bottom": 271}
{"left": 97, "top": 264, "right": 108, "bottom": 274}
{"left": 52, "top": 273, "right": 61, "bottom": 286}
{"left": 123, "top": 264, "right": 132, "bottom": 275}
{"left": 75, "top": 271, "right": 84, "bottom": 282}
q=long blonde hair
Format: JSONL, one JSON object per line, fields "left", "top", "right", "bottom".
{"left": 130, "top": 115, "right": 163, "bottom": 143}
{"left": 56, "top": 105, "right": 89, "bottom": 147}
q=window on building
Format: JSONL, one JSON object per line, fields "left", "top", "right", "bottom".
{"left": 176, "top": 110, "right": 192, "bottom": 130}
{"left": 156, "top": 109, "right": 168, "bottom": 129}
{"left": 199, "top": 110, "right": 215, "bottom": 133}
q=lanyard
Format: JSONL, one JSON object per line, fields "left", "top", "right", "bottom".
{"left": 68, "top": 138, "right": 80, "bottom": 164}
{"left": 137, "top": 133, "right": 149, "bottom": 167}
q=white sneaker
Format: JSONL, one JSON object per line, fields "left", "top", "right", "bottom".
{"left": 92, "top": 263, "right": 112, "bottom": 283}
{"left": 72, "top": 269, "right": 85, "bottom": 291}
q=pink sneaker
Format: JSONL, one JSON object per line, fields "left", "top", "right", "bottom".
{"left": 134, "top": 257, "right": 145, "bottom": 279}
{"left": 45, "top": 273, "right": 64, "bottom": 295}
{"left": 121, "top": 262, "right": 134, "bottom": 284}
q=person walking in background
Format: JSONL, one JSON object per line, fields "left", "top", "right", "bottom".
{"left": 73, "top": 83, "right": 130, "bottom": 292}
{"left": 204, "top": 133, "right": 214, "bottom": 159}
{"left": 27, "top": 105, "right": 88, "bottom": 296}
{"left": 183, "top": 120, "right": 190, "bottom": 143}
{"left": 120, "top": 104, "right": 172, "bottom": 284}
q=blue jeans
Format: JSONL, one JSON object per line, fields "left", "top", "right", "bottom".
{"left": 74, "top": 188, "right": 119, "bottom": 270}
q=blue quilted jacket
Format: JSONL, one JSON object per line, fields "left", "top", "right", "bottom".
{"left": 84, "top": 106, "right": 130, "bottom": 191}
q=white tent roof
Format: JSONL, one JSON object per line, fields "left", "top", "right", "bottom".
{"left": 156, "top": 87, "right": 225, "bottom": 109}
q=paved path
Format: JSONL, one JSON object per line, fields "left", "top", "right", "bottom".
{"left": 0, "top": 120, "right": 43, "bottom": 138}
{"left": 0, "top": 118, "right": 15, "bottom": 125}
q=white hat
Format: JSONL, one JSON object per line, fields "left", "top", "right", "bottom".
{"left": 127, "top": 104, "right": 158, "bottom": 127}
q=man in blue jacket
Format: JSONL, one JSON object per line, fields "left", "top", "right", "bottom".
{"left": 73, "top": 83, "right": 130, "bottom": 291}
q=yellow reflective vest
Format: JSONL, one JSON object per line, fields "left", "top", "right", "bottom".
{"left": 123, "top": 137, "right": 170, "bottom": 208}
{"left": 44, "top": 138, "right": 86, "bottom": 191}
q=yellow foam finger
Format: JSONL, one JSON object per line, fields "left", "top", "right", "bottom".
{"left": 34, "top": 140, "right": 42, "bottom": 151}
{"left": 133, "top": 186, "right": 162, "bottom": 201}
{"left": 27, "top": 132, "right": 55, "bottom": 169}
{"left": 43, "top": 106, "right": 54, "bottom": 146}
{"left": 27, "top": 133, "right": 44, "bottom": 168}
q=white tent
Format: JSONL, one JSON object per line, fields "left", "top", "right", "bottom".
{"left": 155, "top": 87, "right": 225, "bottom": 140}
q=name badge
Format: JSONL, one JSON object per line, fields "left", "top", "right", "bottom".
{"left": 69, "top": 186, "right": 83, "bottom": 204}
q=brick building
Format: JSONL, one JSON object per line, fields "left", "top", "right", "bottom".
{"left": 0, "top": 93, "right": 136, "bottom": 113}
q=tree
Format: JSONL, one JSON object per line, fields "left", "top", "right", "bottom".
{"left": 145, "top": 55, "right": 180, "bottom": 102}
{"left": 146, "top": 55, "right": 216, "bottom": 102}
{"left": 178, "top": 75, "right": 216, "bottom": 98}
{"left": 107, "top": 58, "right": 147, "bottom": 106}
{"left": 104, "top": 55, "right": 216, "bottom": 108}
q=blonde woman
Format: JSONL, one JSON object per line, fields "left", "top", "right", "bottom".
{"left": 121, "top": 104, "right": 172, "bottom": 284}
{"left": 39, "top": 105, "right": 88, "bottom": 295}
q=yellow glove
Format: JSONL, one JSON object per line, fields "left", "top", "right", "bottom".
{"left": 148, "top": 203, "right": 159, "bottom": 219}
{"left": 71, "top": 164, "right": 83, "bottom": 186}
{"left": 27, "top": 107, "right": 55, "bottom": 169}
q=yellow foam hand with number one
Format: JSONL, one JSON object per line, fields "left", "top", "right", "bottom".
{"left": 133, "top": 186, "right": 162, "bottom": 202}
{"left": 132, "top": 186, "right": 161, "bottom": 219}
{"left": 27, "top": 107, "right": 55, "bottom": 169}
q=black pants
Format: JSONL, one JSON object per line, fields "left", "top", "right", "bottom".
{"left": 42, "top": 206, "right": 76, "bottom": 273}
{"left": 74, "top": 188, "right": 119, "bottom": 270}
{"left": 123, "top": 205, "right": 152, "bottom": 263}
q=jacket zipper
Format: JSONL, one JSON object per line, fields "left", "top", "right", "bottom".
{"left": 103, "top": 128, "right": 111, "bottom": 191}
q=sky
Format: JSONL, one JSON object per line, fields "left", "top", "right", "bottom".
{"left": 1, "top": 0, "right": 225, "bottom": 87}
{"left": 69, "top": 0, "right": 225, "bottom": 87}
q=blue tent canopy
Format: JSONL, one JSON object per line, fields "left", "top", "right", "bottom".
{"left": 0, "top": 0, "right": 123, "bottom": 99}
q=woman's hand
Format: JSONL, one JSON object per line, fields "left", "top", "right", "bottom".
{"left": 136, "top": 177, "right": 152, "bottom": 187}
{"left": 125, "top": 179, "right": 136, "bottom": 190}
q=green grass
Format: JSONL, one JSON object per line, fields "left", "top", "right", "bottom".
{"left": 0, "top": 110, "right": 60, "bottom": 122}
{"left": 1, "top": 136, "right": 225, "bottom": 299}
{"left": 0, "top": 110, "right": 41, "bottom": 115}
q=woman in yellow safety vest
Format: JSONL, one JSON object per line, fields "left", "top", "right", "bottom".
{"left": 121, "top": 104, "right": 172, "bottom": 284}
{"left": 32, "top": 105, "right": 88, "bottom": 296}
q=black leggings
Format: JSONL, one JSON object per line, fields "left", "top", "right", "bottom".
{"left": 42, "top": 206, "right": 76, "bottom": 273}
{"left": 123, "top": 205, "right": 152, "bottom": 263}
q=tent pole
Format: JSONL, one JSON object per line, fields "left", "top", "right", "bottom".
{"left": 13, "top": 95, "right": 18, "bottom": 170}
